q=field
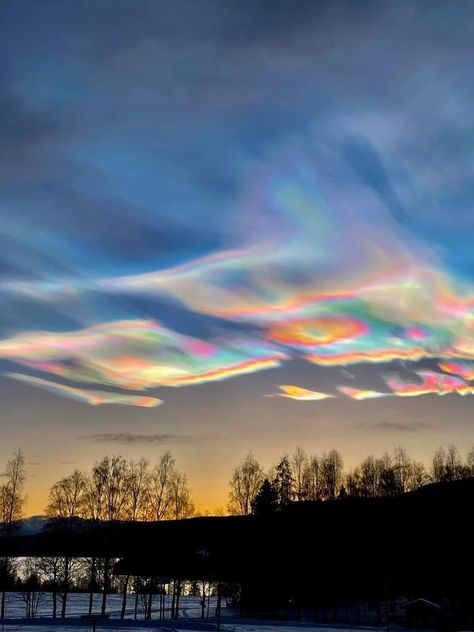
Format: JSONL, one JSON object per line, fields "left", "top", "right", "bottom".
{"left": 0, "top": 592, "right": 383, "bottom": 632}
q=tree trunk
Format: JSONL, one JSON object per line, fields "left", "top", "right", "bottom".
{"left": 88, "top": 557, "right": 96, "bottom": 616}
{"left": 159, "top": 587, "right": 164, "bottom": 620}
{"left": 175, "top": 579, "right": 181, "bottom": 619}
{"left": 146, "top": 578, "right": 153, "bottom": 620}
{"left": 61, "top": 556, "right": 70, "bottom": 619}
{"left": 120, "top": 575, "right": 129, "bottom": 619}
{"left": 216, "top": 583, "right": 222, "bottom": 632}
{"left": 134, "top": 577, "right": 139, "bottom": 620}
{"left": 101, "top": 557, "right": 109, "bottom": 616}
{"left": 52, "top": 588, "right": 57, "bottom": 618}
{"left": 1, "top": 589, "right": 5, "bottom": 620}
{"left": 201, "top": 580, "right": 206, "bottom": 618}
{"left": 171, "top": 580, "right": 176, "bottom": 619}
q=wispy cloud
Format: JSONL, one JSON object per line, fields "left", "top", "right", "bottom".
{"left": 365, "top": 420, "right": 434, "bottom": 434}
{"left": 80, "top": 433, "right": 194, "bottom": 444}
{"left": 5, "top": 372, "right": 162, "bottom": 408}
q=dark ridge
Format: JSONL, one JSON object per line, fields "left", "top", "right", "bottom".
{"left": 1, "top": 478, "right": 473, "bottom": 622}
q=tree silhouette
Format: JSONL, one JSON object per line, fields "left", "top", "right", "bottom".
{"left": 228, "top": 453, "right": 264, "bottom": 516}
{"left": 274, "top": 456, "right": 293, "bottom": 508}
{"left": 0, "top": 449, "right": 26, "bottom": 619}
{"left": 251, "top": 479, "right": 278, "bottom": 516}
{"left": 321, "top": 449, "right": 343, "bottom": 500}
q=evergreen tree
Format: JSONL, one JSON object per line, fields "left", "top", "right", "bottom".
{"left": 274, "top": 456, "right": 294, "bottom": 508}
{"left": 251, "top": 479, "right": 278, "bottom": 515}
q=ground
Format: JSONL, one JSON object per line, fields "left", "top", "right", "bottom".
{"left": 1, "top": 592, "right": 387, "bottom": 632}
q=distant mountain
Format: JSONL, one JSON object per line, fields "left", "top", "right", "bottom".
{"left": 17, "top": 515, "right": 48, "bottom": 535}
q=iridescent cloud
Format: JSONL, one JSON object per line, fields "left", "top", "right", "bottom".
{"left": 266, "top": 316, "right": 369, "bottom": 350}
{"left": 0, "top": 320, "right": 285, "bottom": 397}
{"left": 1, "top": 113, "right": 473, "bottom": 406}
{"left": 94, "top": 139, "right": 473, "bottom": 378}
{"left": 5, "top": 373, "right": 161, "bottom": 407}
{"left": 385, "top": 370, "right": 474, "bottom": 398}
{"left": 271, "top": 385, "right": 334, "bottom": 401}
{"left": 338, "top": 386, "right": 390, "bottom": 400}
{"left": 1, "top": 1, "right": 474, "bottom": 415}
{"left": 438, "top": 361, "right": 474, "bottom": 382}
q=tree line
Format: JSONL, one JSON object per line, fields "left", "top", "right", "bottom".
{"left": 2, "top": 444, "right": 473, "bottom": 527}
{"left": 45, "top": 453, "right": 195, "bottom": 524}
{"left": 228, "top": 444, "right": 474, "bottom": 515}
{"left": 0, "top": 450, "right": 196, "bottom": 619}
{"left": 43, "top": 453, "right": 195, "bottom": 618}
{"left": 1, "top": 444, "right": 474, "bottom": 622}
{"left": 0, "top": 555, "right": 220, "bottom": 621}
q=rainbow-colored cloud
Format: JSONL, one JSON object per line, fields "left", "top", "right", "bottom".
{"left": 6, "top": 373, "right": 161, "bottom": 407}
{"left": 338, "top": 386, "right": 390, "bottom": 400}
{"left": 272, "top": 385, "right": 334, "bottom": 401}
{"left": 0, "top": 319, "right": 284, "bottom": 404}
{"left": 1, "top": 123, "right": 473, "bottom": 407}
{"left": 385, "top": 370, "right": 474, "bottom": 398}
{"left": 1, "top": 2, "right": 474, "bottom": 415}
{"left": 438, "top": 361, "right": 474, "bottom": 382}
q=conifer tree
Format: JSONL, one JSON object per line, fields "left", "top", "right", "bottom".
{"left": 274, "top": 456, "right": 294, "bottom": 508}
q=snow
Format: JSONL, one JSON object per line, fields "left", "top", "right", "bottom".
{"left": 0, "top": 624, "right": 381, "bottom": 632}
{"left": 0, "top": 593, "right": 385, "bottom": 632}
{"left": 16, "top": 516, "right": 48, "bottom": 536}
{"left": 2, "top": 592, "right": 216, "bottom": 620}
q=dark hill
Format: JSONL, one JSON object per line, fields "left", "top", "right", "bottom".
{"left": 1, "top": 478, "right": 473, "bottom": 621}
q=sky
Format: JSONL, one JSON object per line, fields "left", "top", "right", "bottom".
{"left": 1, "top": 0, "right": 473, "bottom": 515}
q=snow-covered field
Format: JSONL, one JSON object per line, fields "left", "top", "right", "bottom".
{"left": 0, "top": 623, "right": 382, "bottom": 632}
{"left": 0, "top": 593, "right": 386, "bottom": 632}
{"left": 2, "top": 592, "right": 216, "bottom": 620}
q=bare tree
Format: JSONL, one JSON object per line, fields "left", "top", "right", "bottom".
{"left": 345, "top": 467, "right": 362, "bottom": 497}
{"left": 37, "top": 556, "right": 62, "bottom": 618}
{"left": 0, "top": 449, "right": 26, "bottom": 532}
{"left": 147, "top": 452, "right": 175, "bottom": 521}
{"left": 359, "top": 456, "right": 380, "bottom": 497}
{"left": 16, "top": 558, "right": 44, "bottom": 619}
{"left": 46, "top": 470, "right": 86, "bottom": 618}
{"left": 466, "top": 446, "right": 474, "bottom": 476}
{"left": 47, "top": 470, "right": 86, "bottom": 524}
{"left": 85, "top": 456, "right": 130, "bottom": 616}
{"left": 392, "top": 447, "right": 412, "bottom": 493}
{"left": 291, "top": 447, "right": 308, "bottom": 501}
{"left": 445, "top": 444, "right": 462, "bottom": 482}
{"left": 168, "top": 471, "right": 195, "bottom": 520}
{"left": 127, "top": 458, "right": 150, "bottom": 521}
{"left": 303, "top": 455, "right": 323, "bottom": 501}
{"left": 0, "top": 449, "right": 26, "bottom": 619}
{"left": 432, "top": 447, "right": 446, "bottom": 482}
{"left": 89, "top": 456, "right": 130, "bottom": 522}
{"left": 321, "top": 450, "right": 343, "bottom": 500}
{"left": 227, "top": 453, "right": 264, "bottom": 516}
{"left": 410, "top": 461, "right": 429, "bottom": 489}
{"left": 120, "top": 458, "right": 150, "bottom": 619}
